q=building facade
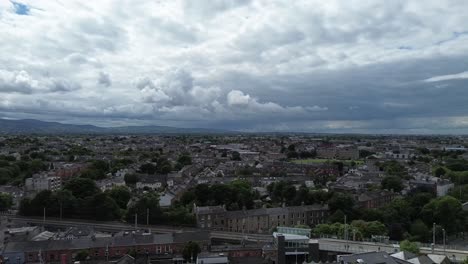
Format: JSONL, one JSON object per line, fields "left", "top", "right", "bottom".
{"left": 194, "top": 204, "right": 329, "bottom": 234}
{"left": 24, "top": 174, "right": 61, "bottom": 194}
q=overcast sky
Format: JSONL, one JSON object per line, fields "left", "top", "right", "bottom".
{"left": 1, "top": 0, "right": 468, "bottom": 133}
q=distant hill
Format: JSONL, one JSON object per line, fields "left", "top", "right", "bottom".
{"left": 0, "top": 119, "right": 232, "bottom": 134}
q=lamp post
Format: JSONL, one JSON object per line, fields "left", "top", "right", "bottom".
{"left": 442, "top": 228, "right": 446, "bottom": 254}
{"left": 295, "top": 248, "right": 298, "bottom": 264}
{"left": 135, "top": 213, "right": 138, "bottom": 229}
{"left": 146, "top": 208, "right": 149, "bottom": 226}
{"left": 344, "top": 215, "right": 349, "bottom": 251}
{"left": 432, "top": 222, "right": 436, "bottom": 253}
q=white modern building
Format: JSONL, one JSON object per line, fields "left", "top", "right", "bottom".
{"left": 25, "top": 174, "right": 61, "bottom": 194}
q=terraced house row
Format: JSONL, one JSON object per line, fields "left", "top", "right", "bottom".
{"left": 194, "top": 204, "right": 329, "bottom": 234}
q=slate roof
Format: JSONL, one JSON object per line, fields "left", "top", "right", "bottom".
{"left": 391, "top": 251, "right": 418, "bottom": 261}
{"left": 339, "top": 251, "right": 407, "bottom": 264}
{"left": 3, "top": 233, "right": 177, "bottom": 253}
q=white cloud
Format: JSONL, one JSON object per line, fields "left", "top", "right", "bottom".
{"left": 0, "top": 69, "right": 80, "bottom": 94}
{"left": 227, "top": 90, "right": 251, "bottom": 106}
{"left": 423, "top": 71, "right": 468, "bottom": 82}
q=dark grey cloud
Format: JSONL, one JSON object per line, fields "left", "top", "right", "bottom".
{"left": 98, "top": 72, "right": 112, "bottom": 87}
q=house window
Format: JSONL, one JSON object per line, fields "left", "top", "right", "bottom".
{"left": 95, "top": 250, "right": 99, "bottom": 256}
{"left": 156, "top": 246, "right": 162, "bottom": 253}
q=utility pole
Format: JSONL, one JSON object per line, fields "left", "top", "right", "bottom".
{"left": 146, "top": 208, "right": 149, "bottom": 226}
{"left": 442, "top": 228, "right": 446, "bottom": 254}
{"left": 344, "top": 215, "right": 348, "bottom": 251}
{"left": 135, "top": 213, "right": 138, "bottom": 230}
{"left": 43, "top": 207, "right": 46, "bottom": 226}
{"left": 432, "top": 222, "right": 436, "bottom": 253}
{"left": 105, "top": 244, "right": 109, "bottom": 262}
{"left": 59, "top": 202, "right": 63, "bottom": 221}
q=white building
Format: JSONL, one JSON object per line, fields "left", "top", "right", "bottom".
{"left": 24, "top": 174, "right": 61, "bottom": 194}
{"left": 136, "top": 175, "right": 165, "bottom": 190}
{"left": 96, "top": 177, "right": 126, "bottom": 192}
{"left": 159, "top": 192, "right": 175, "bottom": 207}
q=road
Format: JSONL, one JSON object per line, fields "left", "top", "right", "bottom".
{"left": 5, "top": 216, "right": 272, "bottom": 243}
{"left": 318, "top": 238, "right": 468, "bottom": 261}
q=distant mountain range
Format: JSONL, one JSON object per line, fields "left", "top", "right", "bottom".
{"left": 0, "top": 119, "right": 233, "bottom": 134}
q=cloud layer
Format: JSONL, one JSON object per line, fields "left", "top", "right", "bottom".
{"left": 1, "top": 0, "right": 468, "bottom": 133}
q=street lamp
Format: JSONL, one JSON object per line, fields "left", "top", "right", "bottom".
{"left": 432, "top": 222, "right": 436, "bottom": 253}
{"left": 295, "top": 248, "right": 298, "bottom": 264}
{"left": 442, "top": 228, "right": 446, "bottom": 254}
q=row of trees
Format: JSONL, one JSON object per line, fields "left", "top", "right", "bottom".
{"left": 137, "top": 154, "right": 192, "bottom": 175}
{"left": 179, "top": 180, "right": 258, "bottom": 211}
{"left": 266, "top": 181, "right": 331, "bottom": 206}
{"left": 313, "top": 220, "right": 387, "bottom": 240}
{"left": 19, "top": 178, "right": 122, "bottom": 220}
{"left": 328, "top": 192, "right": 467, "bottom": 242}
{"left": 282, "top": 144, "right": 318, "bottom": 159}
{"left": 18, "top": 177, "right": 194, "bottom": 225}
{"left": 0, "top": 155, "right": 47, "bottom": 185}
{"left": 263, "top": 178, "right": 467, "bottom": 243}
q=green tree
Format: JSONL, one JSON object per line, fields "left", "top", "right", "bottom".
{"left": 126, "top": 192, "right": 164, "bottom": 224}
{"left": 74, "top": 250, "right": 89, "bottom": 261}
{"left": 156, "top": 157, "right": 173, "bottom": 174}
{"left": 55, "top": 189, "right": 77, "bottom": 218}
{"left": 434, "top": 167, "right": 446, "bottom": 178}
{"left": 107, "top": 186, "right": 131, "bottom": 209}
{"left": 182, "top": 241, "right": 201, "bottom": 262}
{"left": 80, "top": 168, "right": 106, "bottom": 180}
{"left": 231, "top": 151, "right": 241, "bottom": 161}
{"left": 328, "top": 209, "right": 346, "bottom": 224}
{"left": 380, "top": 198, "right": 413, "bottom": 228}
{"left": 410, "top": 219, "right": 429, "bottom": 242}
{"left": 0, "top": 168, "right": 13, "bottom": 184}
{"left": 365, "top": 221, "right": 387, "bottom": 237}
{"left": 359, "top": 150, "right": 375, "bottom": 158}
{"left": 164, "top": 206, "right": 196, "bottom": 225}
{"left": 381, "top": 176, "right": 403, "bottom": 192}
{"left": 139, "top": 163, "right": 157, "bottom": 174}
{"left": 64, "top": 178, "right": 100, "bottom": 199}
{"left": 329, "top": 193, "right": 355, "bottom": 215}
{"left": 400, "top": 240, "right": 420, "bottom": 254}
{"left": 30, "top": 159, "right": 46, "bottom": 173}
{"left": 0, "top": 193, "right": 13, "bottom": 211}
{"left": 124, "top": 173, "right": 139, "bottom": 185}
{"left": 19, "top": 198, "right": 33, "bottom": 216}
{"left": 421, "top": 196, "right": 463, "bottom": 234}
{"left": 87, "top": 193, "right": 121, "bottom": 221}
{"left": 91, "top": 160, "right": 109, "bottom": 172}
{"left": 282, "top": 185, "right": 297, "bottom": 205}
{"left": 177, "top": 154, "right": 192, "bottom": 166}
